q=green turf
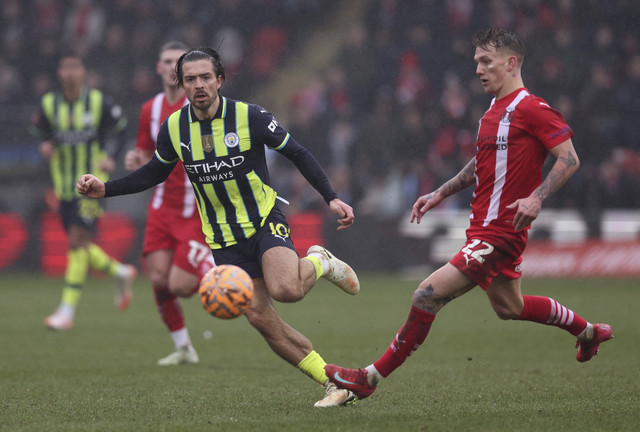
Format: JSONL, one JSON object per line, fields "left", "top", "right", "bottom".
{"left": 0, "top": 273, "right": 638, "bottom": 431}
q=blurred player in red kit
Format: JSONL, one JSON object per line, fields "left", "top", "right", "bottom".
{"left": 325, "top": 27, "right": 614, "bottom": 400}
{"left": 125, "top": 41, "right": 214, "bottom": 365}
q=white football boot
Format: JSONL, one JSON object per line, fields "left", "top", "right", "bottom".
{"left": 157, "top": 346, "right": 199, "bottom": 366}
{"left": 314, "top": 381, "right": 356, "bottom": 407}
{"left": 307, "top": 246, "right": 360, "bottom": 295}
{"left": 44, "top": 309, "right": 73, "bottom": 331}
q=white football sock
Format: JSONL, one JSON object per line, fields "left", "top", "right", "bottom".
{"left": 577, "top": 323, "right": 594, "bottom": 341}
{"left": 307, "top": 252, "right": 330, "bottom": 274}
{"left": 171, "top": 328, "right": 192, "bottom": 350}
{"left": 365, "top": 364, "right": 383, "bottom": 386}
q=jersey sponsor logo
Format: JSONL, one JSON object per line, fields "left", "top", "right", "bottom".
{"left": 478, "top": 142, "right": 508, "bottom": 151}
{"left": 54, "top": 129, "right": 98, "bottom": 145}
{"left": 184, "top": 156, "right": 245, "bottom": 183}
{"left": 180, "top": 141, "right": 191, "bottom": 150}
{"left": 477, "top": 135, "right": 507, "bottom": 143}
{"left": 224, "top": 132, "right": 239, "bottom": 148}
{"left": 195, "top": 171, "right": 235, "bottom": 183}
{"left": 477, "top": 134, "right": 508, "bottom": 151}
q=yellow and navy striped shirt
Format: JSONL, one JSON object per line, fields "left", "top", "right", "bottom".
{"left": 30, "top": 87, "right": 127, "bottom": 202}
{"left": 152, "top": 97, "right": 336, "bottom": 249}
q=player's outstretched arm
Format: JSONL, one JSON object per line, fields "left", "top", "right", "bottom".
{"left": 77, "top": 174, "right": 106, "bottom": 198}
{"left": 411, "top": 157, "right": 476, "bottom": 224}
{"left": 329, "top": 198, "right": 354, "bottom": 231}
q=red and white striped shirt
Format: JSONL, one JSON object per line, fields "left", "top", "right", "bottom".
{"left": 136, "top": 92, "right": 196, "bottom": 217}
{"left": 471, "top": 88, "right": 574, "bottom": 232}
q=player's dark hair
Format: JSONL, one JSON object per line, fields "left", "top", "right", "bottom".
{"left": 472, "top": 27, "right": 525, "bottom": 66}
{"left": 176, "top": 47, "right": 226, "bottom": 87}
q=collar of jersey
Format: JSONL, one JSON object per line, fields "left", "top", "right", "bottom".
{"left": 188, "top": 96, "right": 226, "bottom": 123}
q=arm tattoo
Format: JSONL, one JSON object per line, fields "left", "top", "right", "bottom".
{"left": 437, "top": 158, "right": 476, "bottom": 198}
{"left": 559, "top": 151, "right": 577, "bottom": 168}
{"left": 535, "top": 150, "right": 578, "bottom": 202}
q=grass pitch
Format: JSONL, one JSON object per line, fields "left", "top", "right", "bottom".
{"left": 1, "top": 273, "right": 638, "bottom": 431}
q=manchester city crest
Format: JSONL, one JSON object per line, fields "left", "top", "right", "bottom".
{"left": 224, "top": 132, "right": 239, "bottom": 148}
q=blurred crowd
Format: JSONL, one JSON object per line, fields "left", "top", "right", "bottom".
{"left": 275, "top": 0, "right": 640, "bottom": 221}
{"left": 0, "top": 0, "right": 333, "bottom": 105}
{"left": 2, "top": 0, "right": 639, "bottom": 225}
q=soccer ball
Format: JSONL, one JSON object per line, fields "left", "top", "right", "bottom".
{"left": 198, "top": 265, "right": 254, "bottom": 319}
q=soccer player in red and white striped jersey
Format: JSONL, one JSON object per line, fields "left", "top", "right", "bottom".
{"left": 326, "top": 28, "right": 613, "bottom": 400}
{"left": 125, "top": 41, "right": 214, "bottom": 366}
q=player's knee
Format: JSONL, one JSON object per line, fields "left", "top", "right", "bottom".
{"left": 168, "top": 283, "right": 196, "bottom": 298}
{"left": 149, "top": 270, "right": 168, "bottom": 288}
{"left": 268, "top": 281, "right": 304, "bottom": 303}
{"left": 270, "top": 287, "right": 303, "bottom": 303}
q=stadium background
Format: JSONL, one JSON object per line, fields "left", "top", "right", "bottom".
{"left": 1, "top": 0, "right": 639, "bottom": 276}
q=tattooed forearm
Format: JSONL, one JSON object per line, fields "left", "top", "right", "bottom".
{"left": 535, "top": 150, "right": 579, "bottom": 202}
{"left": 437, "top": 158, "right": 476, "bottom": 198}
{"left": 559, "top": 151, "right": 577, "bottom": 169}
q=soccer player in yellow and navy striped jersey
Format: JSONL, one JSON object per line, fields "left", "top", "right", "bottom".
{"left": 30, "top": 52, "right": 137, "bottom": 331}
{"left": 77, "top": 48, "right": 359, "bottom": 407}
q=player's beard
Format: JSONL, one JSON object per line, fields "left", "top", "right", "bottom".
{"left": 192, "top": 91, "right": 219, "bottom": 117}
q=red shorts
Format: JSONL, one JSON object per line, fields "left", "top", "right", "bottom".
{"left": 142, "top": 206, "right": 213, "bottom": 276}
{"left": 449, "top": 226, "right": 527, "bottom": 290}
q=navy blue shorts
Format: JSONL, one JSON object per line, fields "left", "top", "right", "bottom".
{"left": 211, "top": 205, "right": 297, "bottom": 278}
{"left": 59, "top": 198, "right": 104, "bottom": 233}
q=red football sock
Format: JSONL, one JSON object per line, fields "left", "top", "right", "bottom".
{"left": 518, "top": 295, "right": 587, "bottom": 336}
{"left": 153, "top": 284, "right": 185, "bottom": 332}
{"left": 373, "top": 306, "right": 435, "bottom": 377}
